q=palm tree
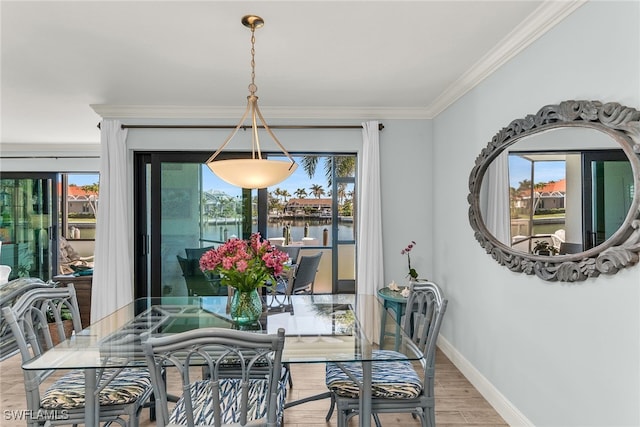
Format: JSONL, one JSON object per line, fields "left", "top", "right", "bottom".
{"left": 301, "top": 156, "right": 356, "bottom": 187}
{"left": 272, "top": 188, "right": 284, "bottom": 203}
{"left": 295, "top": 188, "right": 308, "bottom": 199}
{"left": 80, "top": 183, "right": 99, "bottom": 217}
{"left": 517, "top": 179, "right": 532, "bottom": 192}
{"left": 337, "top": 183, "right": 346, "bottom": 205}
{"left": 81, "top": 183, "right": 99, "bottom": 193}
{"left": 310, "top": 184, "right": 325, "bottom": 199}
{"left": 268, "top": 191, "right": 282, "bottom": 212}
{"left": 281, "top": 190, "right": 291, "bottom": 203}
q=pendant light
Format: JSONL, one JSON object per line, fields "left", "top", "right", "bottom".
{"left": 206, "top": 15, "right": 297, "bottom": 189}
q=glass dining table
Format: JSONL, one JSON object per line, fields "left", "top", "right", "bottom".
{"left": 22, "top": 293, "right": 422, "bottom": 427}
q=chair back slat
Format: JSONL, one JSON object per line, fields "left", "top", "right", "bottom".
{"left": 290, "top": 252, "right": 322, "bottom": 294}
{"left": 401, "top": 281, "right": 448, "bottom": 385}
{"left": 0, "top": 285, "right": 83, "bottom": 413}
{"left": 0, "top": 278, "right": 53, "bottom": 360}
{"left": 275, "top": 245, "right": 301, "bottom": 265}
{"left": 144, "top": 327, "right": 286, "bottom": 427}
{"left": 2, "top": 285, "right": 82, "bottom": 359}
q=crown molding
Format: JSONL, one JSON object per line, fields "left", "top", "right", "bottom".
{"left": 0, "top": 143, "right": 100, "bottom": 156}
{"left": 91, "top": 1, "right": 586, "bottom": 122}
{"left": 426, "top": 0, "right": 588, "bottom": 117}
{"left": 90, "top": 104, "right": 431, "bottom": 121}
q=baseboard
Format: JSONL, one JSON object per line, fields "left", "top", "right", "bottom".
{"left": 437, "top": 336, "right": 534, "bottom": 427}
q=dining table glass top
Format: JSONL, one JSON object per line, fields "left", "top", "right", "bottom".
{"left": 22, "top": 294, "right": 421, "bottom": 371}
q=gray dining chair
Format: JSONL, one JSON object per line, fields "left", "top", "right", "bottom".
{"left": 0, "top": 277, "right": 52, "bottom": 361}
{"left": 324, "top": 281, "right": 448, "bottom": 427}
{"left": 1, "top": 285, "right": 153, "bottom": 427}
{"left": 274, "top": 245, "right": 301, "bottom": 266}
{"left": 178, "top": 246, "right": 227, "bottom": 297}
{"left": 286, "top": 252, "right": 322, "bottom": 295}
{"left": 144, "top": 326, "right": 287, "bottom": 427}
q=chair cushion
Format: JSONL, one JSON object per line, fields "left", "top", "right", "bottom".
{"left": 40, "top": 367, "right": 151, "bottom": 409}
{"left": 170, "top": 378, "right": 287, "bottom": 425}
{"left": 325, "top": 349, "right": 422, "bottom": 399}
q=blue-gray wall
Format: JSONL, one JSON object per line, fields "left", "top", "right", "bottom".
{"left": 2, "top": 2, "right": 639, "bottom": 424}
{"left": 433, "top": 2, "right": 640, "bottom": 425}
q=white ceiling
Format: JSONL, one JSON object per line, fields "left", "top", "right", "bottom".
{"left": 1, "top": 1, "right": 585, "bottom": 145}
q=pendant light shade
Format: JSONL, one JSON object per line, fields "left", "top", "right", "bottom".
{"left": 206, "top": 15, "right": 297, "bottom": 189}
{"left": 206, "top": 158, "right": 297, "bottom": 189}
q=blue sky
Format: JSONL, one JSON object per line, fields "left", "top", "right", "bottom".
{"left": 68, "top": 156, "right": 328, "bottom": 196}
{"left": 202, "top": 156, "right": 329, "bottom": 196}
{"left": 68, "top": 173, "right": 99, "bottom": 186}
{"left": 508, "top": 156, "right": 565, "bottom": 189}
{"left": 72, "top": 155, "right": 561, "bottom": 194}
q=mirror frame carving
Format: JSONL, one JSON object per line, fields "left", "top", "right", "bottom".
{"left": 468, "top": 100, "right": 640, "bottom": 281}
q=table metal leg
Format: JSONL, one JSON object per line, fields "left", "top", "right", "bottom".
{"left": 84, "top": 367, "right": 97, "bottom": 426}
{"left": 359, "top": 359, "right": 372, "bottom": 427}
{"left": 379, "top": 302, "right": 388, "bottom": 346}
{"left": 394, "top": 304, "right": 404, "bottom": 351}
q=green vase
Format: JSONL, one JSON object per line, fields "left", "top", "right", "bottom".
{"left": 230, "top": 289, "right": 263, "bottom": 325}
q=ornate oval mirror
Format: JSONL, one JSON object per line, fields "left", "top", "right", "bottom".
{"left": 468, "top": 100, "right": 640, "bottom": 281}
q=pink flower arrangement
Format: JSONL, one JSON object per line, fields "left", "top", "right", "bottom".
{"left": 200, "top": 233, "right": 290, "bottom": 292}
{"left": 401, "top": 240, "right": 419, "bottom": 280}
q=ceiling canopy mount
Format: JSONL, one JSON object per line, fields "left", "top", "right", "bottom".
{"left": 206, "top": 14, "right": 297, "bottom": 189}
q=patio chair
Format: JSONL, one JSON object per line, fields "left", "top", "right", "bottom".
{"left": 324, "top": 281, "right": 448, "bottom": 427}
{"left": 144, "top": 326, "right": 287, "bottom": 427}
{"left": 282, "top": 252, "right": 322, "bottom": 295}
{"left": 275, "top": 244, "right": 301, "bottom": 266}
{"left": 1, "top": 285, "right": 153, "bottom": 427}
{"left": 559, "top": 242, "right": 583, "bottom": 254}
{"left": 178, "top": 246, "right": 225, "bottom": 296}
{"left": 0, "top": 265, "right": 10, "bottom": 285}
{"left": 271, "top": 245, "right": 302, "bottom": 297}
{"left": 58, "top": 236, "right": 94, "bottom": 275}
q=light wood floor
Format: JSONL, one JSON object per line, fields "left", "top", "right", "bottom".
{"left": 0, "top": 348, "right": 507, "bottom": 426}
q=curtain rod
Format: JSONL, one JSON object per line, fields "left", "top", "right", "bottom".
{"left": 1, "top": 156, "right": 100, "bottom": 159}
{"left": 97, "top": 123, "right": 384, "bottom": 131}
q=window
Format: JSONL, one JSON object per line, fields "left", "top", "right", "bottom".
{"left": 266, "top": 154, "right": 357, "bottom": 293}
{"left": 58, "top": 173, "right": 99, "bottom": 275}
{"left": 134, "top": 152, "right": 357, "bottom": 297}
{"left": 0, "top": 172, "right": 99, "bottom": 281}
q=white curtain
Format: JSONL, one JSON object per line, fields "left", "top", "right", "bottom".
{"left": 91, "top": 120, "right": 133, "bottom": 322}
{"left": 357, "top": 121, "right": 384, "bottom": 296}
{"left": 484, "top": 151, "right": 511, "bottom": 245}
{"left": 357, "top": 121, "right": 384, "bottom": 343}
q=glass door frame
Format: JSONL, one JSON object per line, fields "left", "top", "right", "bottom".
{"left": 134, "top": 151, "right": 358, "bottom": 298}
{"left": 134, "top": 152, "right": 263, "bottom": 299}
{"left": 582, "top": 149, "right": 631, "bottom": 250}
{"left": 0, "top": 172, "right": 58, "bottom": 280}
{"left": 333, "top": 159, "right": 357, "bottom": 294}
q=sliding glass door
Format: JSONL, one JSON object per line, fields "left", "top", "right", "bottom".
{"left": 134, "top": 152, "right": 357, "bottom": 298}
{"left": 0, "top": 174, "right": 57, "bottom": 280}
{"left": 583, "top": 150, "right": 634, "bottom": 249}
{"left": 135, "top": 153, "right": 257, "bottom": 298}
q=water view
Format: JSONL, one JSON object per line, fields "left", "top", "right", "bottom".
{"left": 202, "top": 218, "right": 354, "bottom": 245}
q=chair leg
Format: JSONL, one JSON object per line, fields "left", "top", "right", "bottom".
{"left": 338, "top": 408, "right": 349, "bottom": 427}
{"left": 426, "top": 406, "right": 435, "bottom": 427}
{"left": 284, "top": 363, "right": 294, "bottom": 388}
{"left": 325, "top": 393, "right": 336, "bottom": 421}
{"left": 373, "top": 413, "right": 382, "bottom": 427}
{"left": 342, "top": 409, "right": 360, "bottom": 427}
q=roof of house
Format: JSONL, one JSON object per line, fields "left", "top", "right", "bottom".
{"left": 285, "top": 198, "right": 332, "bottom": 208}
{"left": 58, "top": 184, "right": 98, "bottom": 201}
{"left": 516, "top": 179, "right": 566, "bottom": 199}
{"left": 538, "top": 179, "right": 566, "bottom": 193}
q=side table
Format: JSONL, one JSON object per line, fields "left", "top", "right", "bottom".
{"left": 53, "top": 274, "right": 93, "bottom": 329}
{"left": 377, "top": 287, "right": 408, "bottom": 350}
